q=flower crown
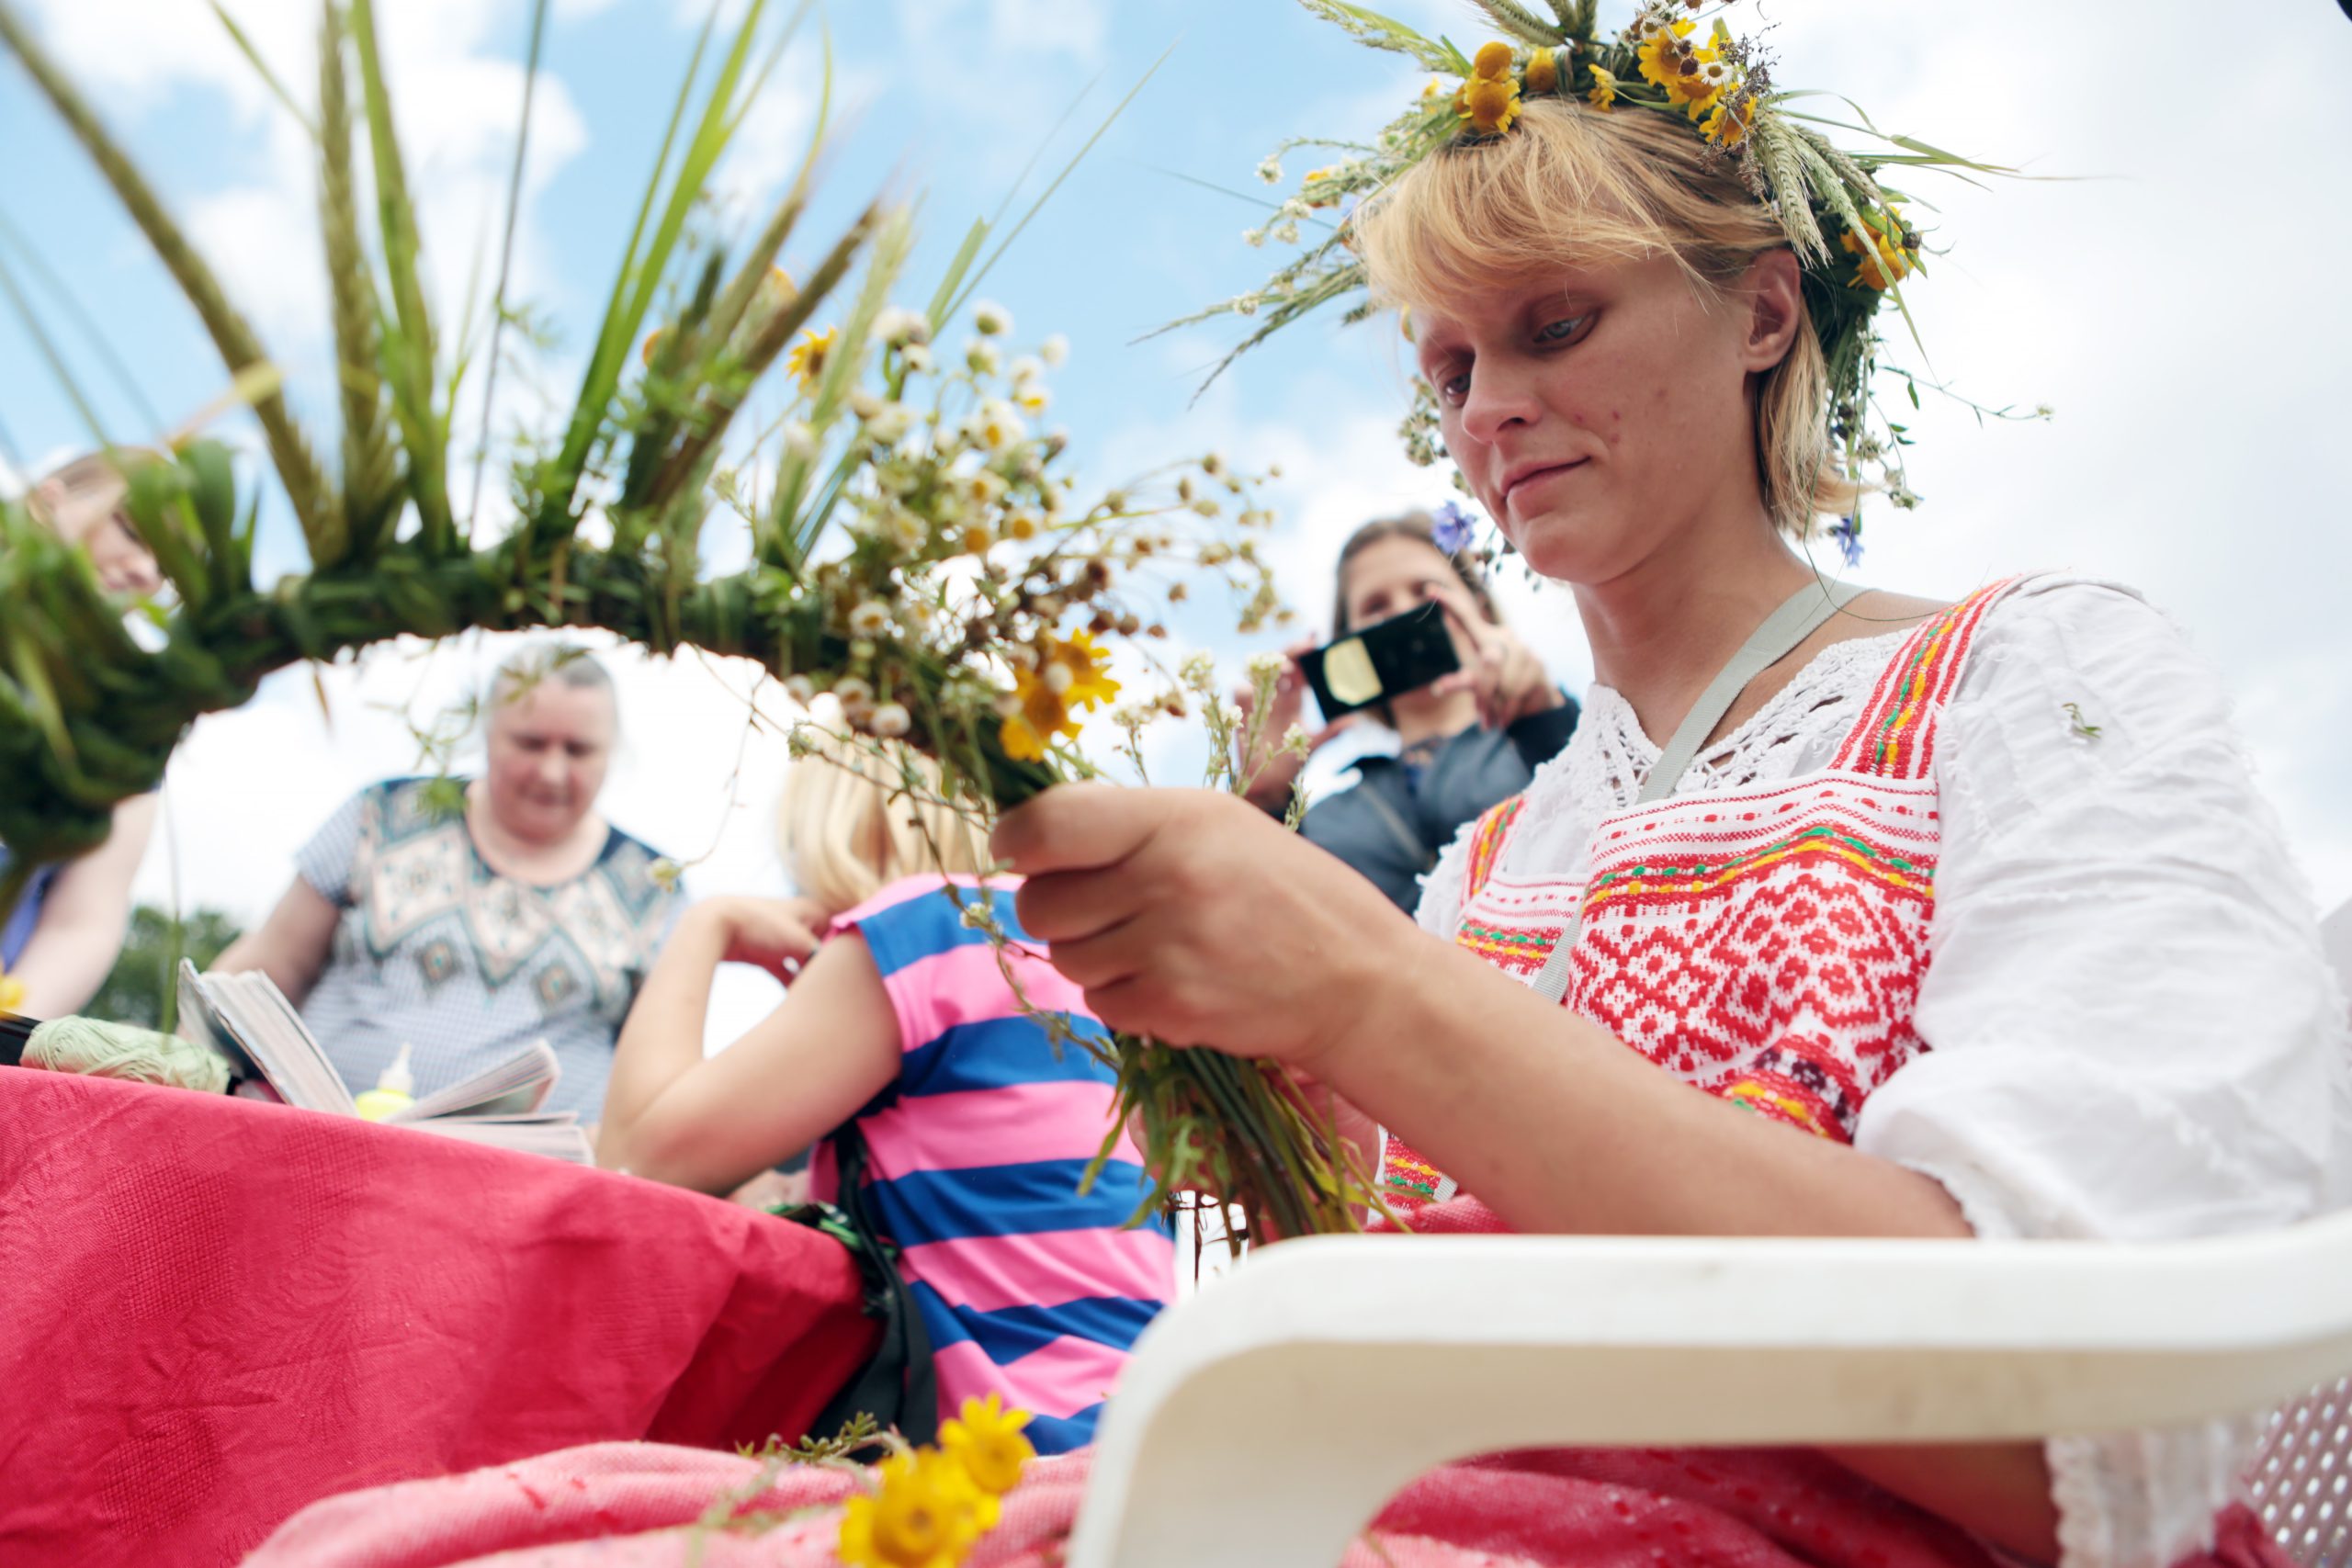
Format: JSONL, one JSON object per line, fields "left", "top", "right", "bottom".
{"left": 1179, "top": 0, "right": 2023, "bottom": 561}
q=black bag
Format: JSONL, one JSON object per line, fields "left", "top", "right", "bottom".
{"left": 778, "top": 1124, "right": 940, "bottom": 1445}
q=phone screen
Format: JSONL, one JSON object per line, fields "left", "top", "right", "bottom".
{"left": 1296, "top": 601, "right": 1461, "bottom": 720}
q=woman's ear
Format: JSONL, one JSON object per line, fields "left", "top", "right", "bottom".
{"left": 1738, "top": 249, "right": 1804, "bottom": 373}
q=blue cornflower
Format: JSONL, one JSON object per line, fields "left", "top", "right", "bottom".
{"left": 1430, "top": 501, "right": 1477, "bottom": 556}
{"left": 1827, "top": 514, "right": 1864, "bottom": 569}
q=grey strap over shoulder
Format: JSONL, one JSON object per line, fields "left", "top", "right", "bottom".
{"left": 1528, "top": 577, "right": 1865, "bottom": 1004}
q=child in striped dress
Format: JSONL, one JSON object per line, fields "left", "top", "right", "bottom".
{"left": 597, "top": 732, "right": 1172, "bottom": 1451}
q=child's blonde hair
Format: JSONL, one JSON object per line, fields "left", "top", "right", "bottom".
{"left": 27, "top": 447, "right": 164, "bottom": 540}
{"left": 775, "top": 728, "right": 989, "bottom": 915}
{"left": 1354, "top": 97, "right": 1855, "bottom": 536}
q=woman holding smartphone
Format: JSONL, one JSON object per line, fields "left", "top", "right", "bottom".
{"left": 1240, "top": 511, "right": 1578, "bottom": 912}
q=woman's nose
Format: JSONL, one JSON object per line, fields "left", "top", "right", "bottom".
{"left": 1457, "top": 362, "right": 1540, "bottom": 446}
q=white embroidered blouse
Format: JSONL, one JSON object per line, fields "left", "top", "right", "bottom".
{"left": 1415, "top": 578, "right": 2352, "bottom": 1568}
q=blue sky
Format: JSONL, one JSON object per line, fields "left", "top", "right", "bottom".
{"left": 6, "top": 0, "right": 2351, "bottom": 1019}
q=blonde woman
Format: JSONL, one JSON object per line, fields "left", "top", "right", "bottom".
{"left": 989, "top": 88, "right": 2339, "bottom": 1568}
{"left": 2, "top": 452, "right": 163, "bottom": 1017}
{"left": 599, "top": 729, "right": 1174, "bottom": 1454}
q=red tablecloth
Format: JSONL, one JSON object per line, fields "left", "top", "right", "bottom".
{"left": 0, "top": 1066, "right": 875, "bottom": 1568}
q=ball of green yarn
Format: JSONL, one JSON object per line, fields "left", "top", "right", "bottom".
{"left": 25, "top": 1015, "right": 232, "bottom": 1095}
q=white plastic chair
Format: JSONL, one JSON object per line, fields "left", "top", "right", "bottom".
{"left": 1070, "top": 897, "right": 2352, "bottom": 1568}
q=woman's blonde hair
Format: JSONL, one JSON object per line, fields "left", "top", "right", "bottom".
{"left": 775, "top": 727, "right": 989, "bottom": 915}
{"left": 1354, "top": 97, "right": 1853, "bottom": 535}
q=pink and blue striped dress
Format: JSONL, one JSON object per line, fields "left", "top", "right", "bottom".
{"left": 813, "top": 874, "right": 1174, "bottom": 1452}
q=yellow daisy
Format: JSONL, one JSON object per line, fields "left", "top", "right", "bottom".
{"left": 0, "top": 964, "right": 25, "bottom": 1016}
{"left": 837, "top": 1450, "right": 981, "bottom": 1568}
{"left": 1701, "top": 94, "right": 1754, "bottom": 149}
{"left": 1523, "top": 47, "right": 1559, "bottom": 95}
{"left": 1048, "top": 630, "right": 1122, "bottom": 712}
{"left": 940, "top": 1393, "right": 1036, "bottom": 1497}
{"left": 1455, "top": 74, "right": 1521, "bottom": 136}
{"left": 1586, "top": 64, "right": 1620, "bottom": 109}
{"left": 785, "top": 324, "right": 837, "bottom": 395}
{"left": 1634, "top": 18, "right": 1695, "bottom": 90}
{"left": 1000, "top": 671, "right": 1080, "bottom": 761}
{"left": 1840, "top": 215, "right": 1916, "bottom": 290}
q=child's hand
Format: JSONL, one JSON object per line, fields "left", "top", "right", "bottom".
{"left": 700, "top": 896, "right": 827, "bottom": 981}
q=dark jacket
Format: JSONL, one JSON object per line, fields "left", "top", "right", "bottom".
{"left": 1297, "top": 699, "right": 1581, "bottom": 915}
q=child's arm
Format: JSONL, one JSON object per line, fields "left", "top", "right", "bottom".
{"left": 598, "top": 896, "right": 900, "bottom": 1195}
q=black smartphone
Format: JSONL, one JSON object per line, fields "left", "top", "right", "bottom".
{"left": 1297, "top": 600, "right": 1461, "bottom": 719}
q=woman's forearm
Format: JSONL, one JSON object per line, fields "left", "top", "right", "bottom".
{"left": 597, "top": 909, "right": 729, "bottom": 1177}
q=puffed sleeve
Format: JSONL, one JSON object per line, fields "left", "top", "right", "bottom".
{"left": 292, "top": 785, "right": 377, "bottom": 908}
{"left": 1853, "top": 578, "right": 2352, "bottom": 1568}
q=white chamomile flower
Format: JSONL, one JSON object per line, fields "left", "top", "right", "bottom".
{"left": 971, "top": 299, "right": 1012, "bottom": 336}
{"left": 1014, "top": 382, "right": 1051, "bottom": 416}
{"left": 1039, "top": 333, "right": 1069, "bottom": 367}
{"left": 1256, "top": 156, "right": 1283, "bottom": 185}
{"left": 874, "top": 306, "right": 930, "bottom": 347}
{"left": 847, "top": 389, "right": 887, "bottom": 422}
{"left": 1009, "top": 355, "right": 1045, "bottom": 385}
{"left": 783, "top": 421, "right": 818, "bottom": 459}
{"left": 1246, "top": 651, "right": 1284, "bottom": 683}
{"left": 848, "top": 600, "right": 892, "bottom": 637}
{"left": 902, "top": 343, "right": 934, "bottom": 374}
{"left": 865, "top": 403, "right": 914, "bottom": 445}
{"left": 833, "top": 676, "right": 873, "bottom": 708}
{"left": 784, "top": 674, "right": 816, "bottom": 705}
{"left": 966, "top": 339, "right": 1002, "bottom": 377}
{"left": 869, "top": 702, "right": 911, "bottom": 738}
{"left": 888, "top": 510, "right": 929, "bottom": 553}
{"left": 972, "top": 399, "right": 1027, "bottom": 453}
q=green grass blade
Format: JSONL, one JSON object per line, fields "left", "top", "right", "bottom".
{"left": 466, "top": 0, "right": 550, "bottom": 535}
{"left": 209, "top": 1, "right": 317, "bottom": 137}
{"left": 942, "top": 40, "right": 1172, "bottom": 326}
{"left": 317, "top": 0, "right": 396, "bottom": 557}
{"left": 0, "top": 203, "right": 166, "bottom": 434}
{"left": 922, "top": 217, "right": 989, "bottom": 331}
{"left": 349, "top": 0, "right": 452, "bottom": 554}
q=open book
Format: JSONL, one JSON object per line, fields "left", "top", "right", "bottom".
{"left": 175, "top": 961, "right": 593, "bottom": 1165}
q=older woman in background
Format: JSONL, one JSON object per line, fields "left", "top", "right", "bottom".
{"left": 216, "top": 649, "right": 680, "bottom": 1115}
{"left": 1, "top": 451, "right": 164, "bottom": 1017}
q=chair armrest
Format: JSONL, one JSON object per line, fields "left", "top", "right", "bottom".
{"left": 1068, "top": 1214, "right": 2352, "bottom": 1568}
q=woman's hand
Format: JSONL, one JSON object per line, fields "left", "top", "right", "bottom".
{"left": 1427, "top": 581, "right": 1562, "bottom": 732}
{"left": 691, "top": 896, "right": 827, "bottom": 981}
{"left": 993, "top": 786, "right": 1429, "bottom": 1070}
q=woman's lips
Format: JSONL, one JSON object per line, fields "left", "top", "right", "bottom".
{"left": 1502, "top": 458, "right": 1589, "bottom": 510}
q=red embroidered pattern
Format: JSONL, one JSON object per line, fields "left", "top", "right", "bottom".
{"left": 1377, "top": 581, "right": 2025, "bottom": 1224}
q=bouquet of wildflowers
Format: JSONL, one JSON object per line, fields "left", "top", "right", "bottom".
{"left": 0, "top": 0, "right": 1382, "bottom": 1243}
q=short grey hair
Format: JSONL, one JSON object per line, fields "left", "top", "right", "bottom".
{"left": 489, "top": 643, "right": 617, "bottom": 724}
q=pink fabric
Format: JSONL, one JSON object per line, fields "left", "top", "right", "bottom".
{"left": 931, "top": 1333, "right": 1130, "bottom": 1421}
{"left": 899, "top": 1223, "right": 1177, "bottom": 1314}
{"left": 0, "top": 1066, "right": 876, "bottom": 1568}
{"left": 883, "top": 941, "right": 1090, "bottom": 1043}
{"left": 859, "top": 1079, "right": 1136, "bottom": 1172}
{"left": 245, "top": 1439, "right": 2300, "bottom": 1567}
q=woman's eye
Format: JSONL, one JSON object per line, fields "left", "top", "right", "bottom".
{"left": 1535, "top": 313, "right": 1590, "bottom": 344}
{"left": 1436, "top": 368, "right": 1471, "bottom": 406}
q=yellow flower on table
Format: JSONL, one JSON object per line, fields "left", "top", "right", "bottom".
{"left": 838, "top": 1449, "right": 993, "bottom": 1568}
{"left": 1586, "top": 63, "right": 1620, "bottom": 109}
{"left": 0, "top": 964, "right": 25, "bottom": 1016}
{"left": 786, "top": 324, "right": 837, "bottom": 395}
{"left": 941, "top": 1393, "right": 1036, "bottom": 1497}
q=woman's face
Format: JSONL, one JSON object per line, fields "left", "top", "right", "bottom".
{"left": 1340, "top": 533, "right": 1484, "bottom": 671}
{"left": 1412, "top": 251, "right": 1790, "bottom": 585}
{"left": 43, "top": 481, "right": 164, "bottom": 597}
{"left": 483, "top": 681, "right": 616, "bottom": 846}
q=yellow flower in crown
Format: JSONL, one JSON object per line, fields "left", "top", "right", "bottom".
{"left": 1585, "top": 63, "right": 1620, "bottom": 110}
{"left": 1840, "top": 212, "right": 1917, "bottom": 291}
{"left": 941, "top": 1393, "right": 1036, "bottom": 1497}
{"left": 1523, "top": 47, "right": 1560, "bottom": 95}
{"left": 838, "top": 1449, "right": 991, "bottom": 1568}
{"left": 1635, "top": 19, "right": 1717, "bottom": 111}
{"left": 1453, "top": 40, "right": 1521, "bottom": 137}
{"left": 1701, "top": 94, "right": 1754, "bottom": 150}
{"left": 0, "top": 964, "right": 25, "bottom": 1017}
{"left": 1048, "top": 630, "right": 1122, "bottom": 711}
{"left": 785, "top": 324, "right": 837, "bottom": 394}
{"left": 1300, "top": 166, "right": 1342, "bottom": 209}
